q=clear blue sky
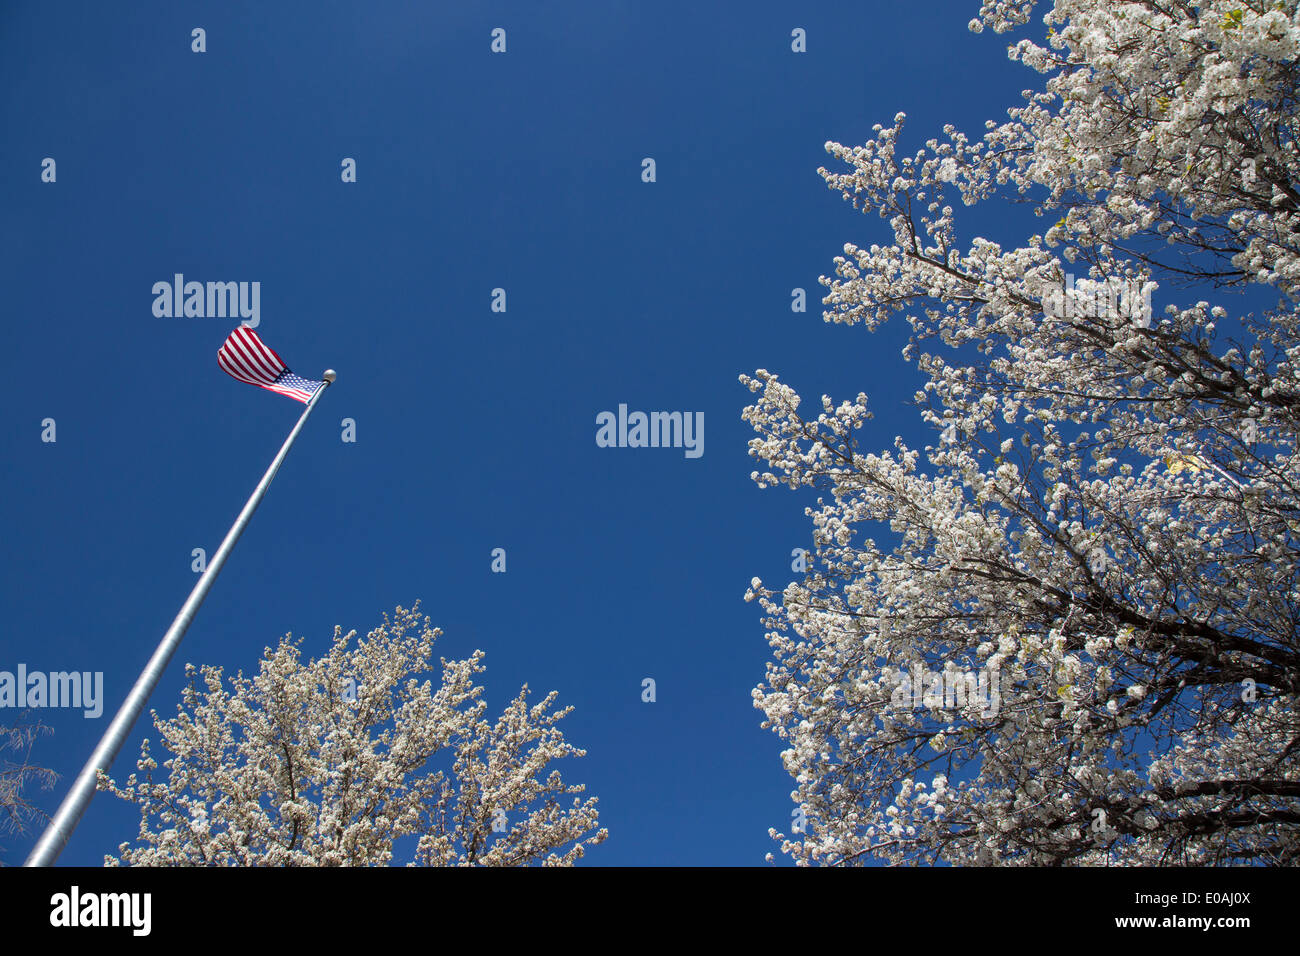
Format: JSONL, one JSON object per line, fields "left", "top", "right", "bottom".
{"left": 1, "top": 0, "right": 1032, "bottom": 865}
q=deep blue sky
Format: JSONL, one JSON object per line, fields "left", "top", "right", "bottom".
{"left": 1, "top": 1, "right": 1034, "bottom": 865}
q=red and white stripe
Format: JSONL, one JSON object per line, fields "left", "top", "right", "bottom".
{"left": 218, "top": 326, "right": 288, "bottom": 386}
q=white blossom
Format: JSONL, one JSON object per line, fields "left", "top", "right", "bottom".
{"left": 745, "top": 0, "right": 1300, "bottom": 866}
{"left": 101, "top": 603, "right": 606, "bottom": 866}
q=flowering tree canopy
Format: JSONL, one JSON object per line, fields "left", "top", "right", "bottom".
{"left": 744, "top": 0, "right": 1300, "bottom": 865}
{"left": 103, "top": 604, "right": 606, "bottom": 866}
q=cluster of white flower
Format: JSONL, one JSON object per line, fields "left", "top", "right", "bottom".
{"left": 746, "top": 0, "right": 1300, "bottom": 865}
{"left": 101, "top": 603, "right": 606, "bottom": 866}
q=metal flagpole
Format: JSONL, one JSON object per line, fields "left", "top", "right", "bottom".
{"left": 24, "top": 370, "right": 337, "bottom": 867}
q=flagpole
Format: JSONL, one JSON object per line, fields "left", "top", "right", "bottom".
{"left": 23, "top": 371, "right": 336, "bottom": 867}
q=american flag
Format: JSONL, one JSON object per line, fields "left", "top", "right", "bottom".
{"left": 217, "top": 326, "right": 324, "bottom": 404}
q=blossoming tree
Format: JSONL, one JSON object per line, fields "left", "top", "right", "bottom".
{"left": 103, "top": 604, "right": 606, "bottom": 865}
{"left": 1, "top": 717, "right": 57, "bottom": 865}
{"left": 744, "top": 0, "right": 1300, "bottom": 865}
